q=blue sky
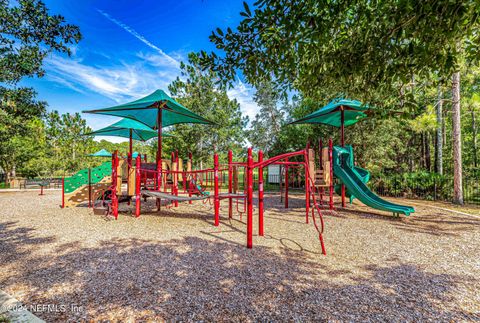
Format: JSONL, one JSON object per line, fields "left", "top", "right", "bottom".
{"left": 22, "top": 0, "right": 259, "bottom": 141}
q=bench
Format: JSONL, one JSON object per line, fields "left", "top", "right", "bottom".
{"left": 20, "top": 179, "right": 50, "bottom": 189}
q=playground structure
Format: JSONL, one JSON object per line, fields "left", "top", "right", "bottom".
{"left": 63, "top": 143, "right": 329, "bottom": 254}
{"left": 61, "top": 90, "right": 415, "bottom": 255}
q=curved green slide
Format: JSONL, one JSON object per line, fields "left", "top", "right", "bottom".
{"left": 332, "top": 146, "right": 414, "bottom": 216}
{"left": 335, "top": 165, "right": 370, "bottom": 203}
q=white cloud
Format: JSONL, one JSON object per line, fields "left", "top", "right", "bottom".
{"left": 227, "top": 79, "right": 260, "bottom": 123}
{"left": 97, "top": 9, "right": 179, "bottom": 69}
{"left": 44, "top": 53, "right": 179, "bottom": 102}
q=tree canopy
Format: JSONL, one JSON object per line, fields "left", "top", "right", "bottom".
{"left": 201, "top": 0, "right": 480, "bottom": 108}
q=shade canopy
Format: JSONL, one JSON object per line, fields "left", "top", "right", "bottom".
{"left": 88, "top": 149, "right": 112, "bottom": 157}
{"left": 131, "top": 152, "right": 145, "bottom": 159}
{"left": 82, "top": 89, "right": 213, "bottom": 128}
{"left": 85, "top": 118, "right": 172, "bottom": 141}
{"left": 289, "top": 99, "right": 368, "bottom": 128}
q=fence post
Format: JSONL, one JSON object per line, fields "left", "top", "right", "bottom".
{"left": 214, "top": 153, "right": 220, "bottom": 226}
{"left": 135, "top": 155, "right": 141, "bottom": 218}
{"left": 258, "top": 150, "right": 264, "bottom": 236}
{"left": 247, "top": 147, "right": 253, "bottom": 248}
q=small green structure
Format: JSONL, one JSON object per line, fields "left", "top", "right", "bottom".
{"left": 88, "top": 149, "right": 111, "bottom": 158}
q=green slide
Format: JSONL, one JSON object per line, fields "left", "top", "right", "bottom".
{"left": 335, "top": 165, "right": 370, "bottom": 203}
{"left": 332, "top": 146, "right": 414, "bottom": 216}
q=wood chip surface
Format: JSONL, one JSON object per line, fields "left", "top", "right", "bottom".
{"left": 0, "top": 191, "right": 479, "bottom": 322}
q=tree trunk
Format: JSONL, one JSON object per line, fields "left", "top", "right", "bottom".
{"left": 472, "top": 109, "right": 478, "bottom": 168}
{"left": 451, "top": 71, "right": 463, "bottom": 204}
{"left": 435, "top": 86, "right": 443, "bottom": 174}
{"left": 420, "top": 132, "right": 425, "bottom": 169}
{"left": 425, "top": 132, "right": 431, "bottom": 171}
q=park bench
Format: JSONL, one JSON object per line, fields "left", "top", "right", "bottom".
{"left": 20, "top": 179, "right": 50, "bottom": 189}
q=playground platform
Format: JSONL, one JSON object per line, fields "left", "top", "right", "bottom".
{"left": 0, "top": 191, "right": 479, "bottom": 321}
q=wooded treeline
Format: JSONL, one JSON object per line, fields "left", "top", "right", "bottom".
{"left": 1, "top": 0, "right": 479, "bottom": 204}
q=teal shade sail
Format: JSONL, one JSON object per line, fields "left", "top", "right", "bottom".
{"left": 82, "top": 89, "right": 213, "bottom": 128}
{"left": 88, "top": 149, "right": 112, "bottom": 157}
{"left": 85, "top": 118, "right": 172, "bottom": 141}
{"left": 289, "top": 99, "right": 368, "bottom": 128}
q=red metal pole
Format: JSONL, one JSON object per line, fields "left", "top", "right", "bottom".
{"left": 284, "top": 158, "right": 289, "bottom": 208}
{"left": 112, "top": 151, "right": 119, "bottom": 219}
{"left": 189, "top": 152, "right": 193, "bottom": 205}
{"left": 61, "top": 177, "right": 65, "bottom": 208}
{"left": 341, "top": 107, "right": 346, "bottom": 207}
{"left": 157, "top": 106, "right": 163, "bottom": 209}
{"left": 135, "top": 155, "right": 141, "bottom": 217}
{"left": 329, "top": 138, "right": 334, "bottom": 210}
{"left": 175, "top": 150, "right": 178, "bottom": 199}
{"left": 214, "top": 153, "right": 220, "bottom": 226}
{"left": 228, "top": 150, "right": 233, "bottom": 219}
{"left": 247, "top": 147, "right": 253, "bottom": 248}
{"left": 128, "top": 128, "right": 133, "bottom": 205}
{"left": 258, "top": 150, "right": 264, "bottom": 236}
{"left": 305, "top": 144, "right": 310, "bottom": 224}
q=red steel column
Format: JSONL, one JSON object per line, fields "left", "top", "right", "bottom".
{"left": 247, "top": 147, "right": 253, "bottom": 248}
{"left": 258, "top": 150, "right": 264, "bottom": 236}
{"left": 305, "top": 149, "right": 310, "bottom": 224}
{"left": 228, "top": 150, "right": 233, "bottom": 219}
{"left": 135, "top": 155, "right": 141, "bottom": 217}
{"left": 156, "top": 106, "right": 163, "bottom": 209}
{"left": 214, "top": 154, "right": 220, "bottom": 226}
{"left": 329, "top": 138, "right": 334, "bottom": 210}
{"left": 284, "top": 158, "right": 289, "bottom": 208}
{"left": 189, "top": 152, "right": 193, "bottom": 205}
{"left": 112, "top": 151, "right": 119, "bottom": 219}
{"left": 171, "top": 152, "right": 177, "bottom": 207}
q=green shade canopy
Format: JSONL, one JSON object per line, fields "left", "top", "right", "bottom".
{"left": 289, "top": 99, "right": 368, "bottom": 128}
{"left": 132, "top": 152, "right": 146, "bottom": 159}
{"left": 88, "top": 149, "right": 112, "bottom": 157}
{"left": 85, "top": 118, "right": 172, "bottom": 141}
{"left": 82, "top": 89, "right": 213, "bottom": 128}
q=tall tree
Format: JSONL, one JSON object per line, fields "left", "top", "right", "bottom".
{"left": 202, "top": 1, "right": 479, "bottom": 107}
{"left": 452, "top": 71, "right": 463, "bottom": 204}
{"left": 0, "top": 0, "right": 81, "bottom": 83}
{"left": 0, "top": 0, "right": 81, "bottom": 180}
{"left": 167, "top": 53, "right": 248, "bottom": 165}
{"left": 435, "top": 85, "right": 443, "bottom": 175}
{"left": 0, "top": 87, "right": 46, "bottom": 180}
{"left": 248, "top": 82, "right": 285, "bottom": 156}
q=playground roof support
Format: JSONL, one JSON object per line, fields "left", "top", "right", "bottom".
{"left": 83, "top": 89, "right": 213, "bottom": 185}
{"left": 288, "top": 98, "right": 369, "bottom": 147}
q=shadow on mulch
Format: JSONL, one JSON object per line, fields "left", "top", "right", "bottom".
{"left": 336, "top": 206, "right": 480, "bottom": 237}
{"left": 0, "top": 222, "right": 477, "bottom": 322}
